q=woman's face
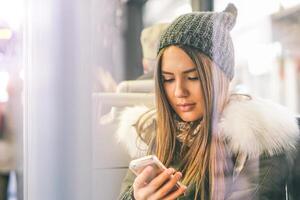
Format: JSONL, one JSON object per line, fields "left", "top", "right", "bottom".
{"left": 161, "top": 46, "right": 204, "bottom": 122}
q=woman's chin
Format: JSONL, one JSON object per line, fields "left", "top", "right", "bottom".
{"left": 179, "top": 114, "right": 201, "bottom": 122}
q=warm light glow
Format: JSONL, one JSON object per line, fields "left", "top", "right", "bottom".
{"left": 0, "top": 28, "right": 12, "bottom": 39}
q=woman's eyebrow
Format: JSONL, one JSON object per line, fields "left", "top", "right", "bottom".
{"left": 182, "top": 68, "right": 196, "bottom": 74}
{"left": 162, "top": 71, "right": 173, "bottom": 75}
{"left": 162, "top": 68, "right": 196, "bottom": 75}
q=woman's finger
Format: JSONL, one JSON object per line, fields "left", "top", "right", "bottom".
{"left": 150, "top": 172, "right": 185, "bottom": 200}
{"left": 147, "top": 168, "right": 175, "bottom": 191}
{"left": 133, "top": 166, "right": 154, "bottom": 190}
{"left": 162, "top": 184, "right": 187, "bottom": 200}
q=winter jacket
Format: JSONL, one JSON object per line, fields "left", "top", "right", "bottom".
{"left": 116, "top": 96, "right": 300, "bottom": 200}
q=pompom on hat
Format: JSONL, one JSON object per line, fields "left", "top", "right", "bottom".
{"left": 158, "top": 3, "right": 238, "bottom": 80}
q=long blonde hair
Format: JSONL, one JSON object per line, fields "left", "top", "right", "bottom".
{"left": 154, "top": 45, "right": 231, "bottom": 200}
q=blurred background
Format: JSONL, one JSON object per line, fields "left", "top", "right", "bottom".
{"left": 0, "top": 0, "right": 299, "bottom": 200}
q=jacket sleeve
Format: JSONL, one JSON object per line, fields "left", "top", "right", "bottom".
{"left": 227, "top": 153, "right": 290, "bottom": 200}
{"left": 118, "top": 170, "right": 136, "bottom": 200}
{"left": 288, "top": 140, "right": 300, "bottom": 200}
{"left": 253, "top": 153, "right": 291, "bottom": 200}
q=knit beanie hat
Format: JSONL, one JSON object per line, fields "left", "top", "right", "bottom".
{"left": 158, "top": 3, "right": 237, "bottom": 80}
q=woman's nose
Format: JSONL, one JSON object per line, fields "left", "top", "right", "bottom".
{"left": 174, "top": 80, "right": 188, "bottom": 98}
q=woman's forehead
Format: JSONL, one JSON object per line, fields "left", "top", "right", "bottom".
{"left": 161, "top": 46, "right": 195, "bottom": 72}
{"left": 161, "top": 67, "right": 197, "bottom": 75}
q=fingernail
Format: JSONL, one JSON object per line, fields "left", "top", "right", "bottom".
{"left": 177, "top": 172, "right": 182, "bottom": 178}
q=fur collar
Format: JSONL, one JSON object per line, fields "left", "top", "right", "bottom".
{"left": 220, "top": 96, "right": 299, "bottom": 158}
{"left": 116, "top": 97, "right": 300, "bottom": 158}
{"left": 116, "top": 106, "right": 150, "bottom": 158}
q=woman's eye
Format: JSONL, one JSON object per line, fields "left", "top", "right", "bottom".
{"left": 188, "top": 77, "right": 199, "bottom": 80}
{"left": 163, "top": 78, "right": 174, "bottom": 83}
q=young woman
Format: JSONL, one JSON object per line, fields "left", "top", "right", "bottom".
{"left": 118, "top": 4, "right": 299, "bottom": 200}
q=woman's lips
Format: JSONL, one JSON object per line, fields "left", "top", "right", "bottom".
{"left": 177, "top": 103, "right": 196, "bottom": 112}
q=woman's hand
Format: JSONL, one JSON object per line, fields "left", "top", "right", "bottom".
{"left": 133, "top": 166, "right": 187, "bottom": 200}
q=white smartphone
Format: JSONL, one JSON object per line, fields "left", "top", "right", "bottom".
{"left": 129, "top": 155, "right": 185, "bottom": 190}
